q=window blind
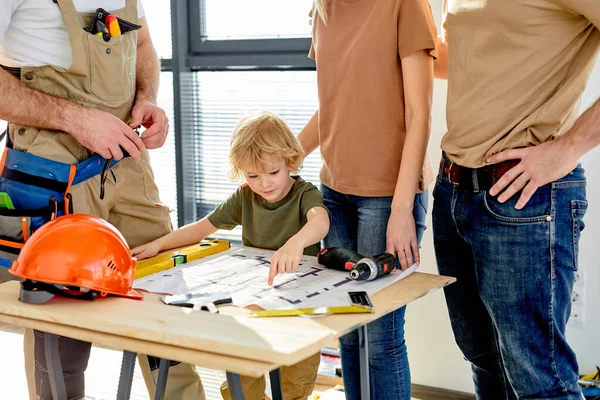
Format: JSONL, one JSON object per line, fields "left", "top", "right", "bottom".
{"left": 148, "top": 71, "right": 178, "bottom": 228}
{"left": 191, "top": 70, "right": 320, "bottom": 241}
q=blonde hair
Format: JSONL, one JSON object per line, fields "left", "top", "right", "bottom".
{"left": 229, "top": 111, "right": 304, "bottom": 181}
{"left": 312, "top": 0, "right": 328, "bottom": 25}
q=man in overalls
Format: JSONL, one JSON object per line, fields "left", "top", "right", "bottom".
{"left": 0, "top": 1, "right": 205, "bottom": 399}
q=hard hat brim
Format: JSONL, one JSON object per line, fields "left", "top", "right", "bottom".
{"left": 125, "top": 288, "right": 144, "bottom": 300}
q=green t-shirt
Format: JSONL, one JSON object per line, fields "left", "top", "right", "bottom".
{"left": 207, "top": 176, "right": 327, "bottom": 256}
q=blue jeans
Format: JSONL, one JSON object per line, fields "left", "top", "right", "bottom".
{"left": 321, "top": 184, "right": 428, "bottom": 400}
{"left": 432, "top": 160, "right": 586, "bottom": 399}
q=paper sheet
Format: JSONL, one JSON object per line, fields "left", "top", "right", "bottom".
{"left": 134, "top": 247, "right": 416, "bottom": 309}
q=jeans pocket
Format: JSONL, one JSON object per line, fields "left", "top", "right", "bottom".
{"left": 570, "top": 200, "right": 587, "bottom": 270}
{"left": 482, "top": 189, "right": 551, "bottom": 224}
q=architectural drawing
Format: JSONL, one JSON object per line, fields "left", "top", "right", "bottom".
{"left": 134, "top": 246, "right": 416, "bottom": 310}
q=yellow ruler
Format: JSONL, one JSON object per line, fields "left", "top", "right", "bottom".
{"left": 134, "top": 239, "right": 230, "bottom": 279}
{"left": 249, "top": 305, "right": 373, "bottom": 318}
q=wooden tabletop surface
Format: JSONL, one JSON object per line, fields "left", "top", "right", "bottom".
{"left": 0, "top": 270, "right": 454, "bottom": 374}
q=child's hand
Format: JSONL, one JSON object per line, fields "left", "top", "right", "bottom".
{"left": 131, "top": 240, "right": 162, "bottom": 260}
{"left": 268, "top": 239, "right": 304, "bottom": 285}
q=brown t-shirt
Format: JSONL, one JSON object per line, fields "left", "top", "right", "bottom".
{"left": 442, "top": 0, "right": 600, "bottom": 168}
{"left": 310, "top": 0, "right": 438, "bottom": 197}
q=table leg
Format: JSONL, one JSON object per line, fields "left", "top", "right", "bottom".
{"left": 269, "top": 368, "right": 283, "bottom": 400}
{"left": 154, "top": 358, "right": 171, "bottom": 400}
{"left": 44, "top": 332, "right": 68, "bottom": 400}
{"left": 358, "top": 324, "right": 370, "bottom": 400}
{"left": 116, "top": 351, "right": 137, "bottom": 400}
{"left": 226, "top": 372, "right": 246, "bottom": 400}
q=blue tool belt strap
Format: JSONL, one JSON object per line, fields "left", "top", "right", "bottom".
{"left": 0, "top": 148, "right": 118, "bottom": 214}
{"left": 2, "top": 144, "right": 119, "bottom": 189}
{"left": 0, "top": 131, "right": 120, "bottom": 268}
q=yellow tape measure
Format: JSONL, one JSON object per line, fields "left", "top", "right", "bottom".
{"left": 249, "top": 305, "right": 373, "bottom": 318}
{"left": 134, "top": 240, "right": 230, "bottom": 279}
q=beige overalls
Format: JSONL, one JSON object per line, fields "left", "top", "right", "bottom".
{"left": 3, "top": 0, "right": 204, "bottom": 398}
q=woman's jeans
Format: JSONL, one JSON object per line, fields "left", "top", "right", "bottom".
{"left": 321, "top": 184, "right": 428, "bottom": 400}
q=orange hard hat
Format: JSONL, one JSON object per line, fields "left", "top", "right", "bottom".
{"left": 10, "top": 214, "right": 142, "bottom": 303}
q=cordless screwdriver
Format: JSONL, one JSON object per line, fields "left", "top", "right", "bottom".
{"left": 317, "top": 247, "right": 398, "bottom": 281}
{"left": 317, "top": 246, "right": 364, "bottom": 272}
{"left": 351, "top": 252, "right": 397, "bottom": 281}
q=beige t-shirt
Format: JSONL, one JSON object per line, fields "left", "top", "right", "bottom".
{"left": 442, "top": 0, "right": 600, "bottom": 168}
{"left": 310, "top": 0, "right": 437, "bottom": 197}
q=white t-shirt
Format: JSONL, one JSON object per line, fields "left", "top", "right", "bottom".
{"left": 0, "top": 0, "right": 145, "bottom": 69}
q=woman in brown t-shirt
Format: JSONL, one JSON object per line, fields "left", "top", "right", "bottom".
{"left": 299, "top": 0, "right": 438, "bottom": 398}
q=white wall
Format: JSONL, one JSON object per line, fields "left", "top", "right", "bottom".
{"left": 406, "top": 0, "right": 600, "bottom": 392}
{"left": 567, "top": 58, "right": 600, "bottom": 375}
{"left": 405, "top": 2, "right": 475, "bottom": 392}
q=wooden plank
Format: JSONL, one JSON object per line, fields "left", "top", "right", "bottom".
{"left": 0, "top": 272, "right": 454, "bottom": 367}
{"left": 0, "top": 313, "right": 275, "bottom": 378}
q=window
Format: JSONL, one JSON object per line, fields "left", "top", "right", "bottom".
{"left": 202, "top": 0, "right": 313, "bottom": 40}
{"left": 144, "top": 4, "right": 178, "bottom": 227}
{"left": 149, "top": 71, "right": 178, "bottom": 227}
{"left": 187, "top": 0, "right": 314, "bottom": 69}
{"left": 169, "top": 1, "right": 320, "bottom": 239}
{"left": 144, "top": 0, "right": 172, "bottom": 59}
{"left": 190, "top": 71, "right": 319, "bottom": 241}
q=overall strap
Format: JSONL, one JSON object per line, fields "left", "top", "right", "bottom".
{"left": 55, "top": 0, "right": 77, "bottom": 15}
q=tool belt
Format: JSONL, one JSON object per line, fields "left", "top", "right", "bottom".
{"left": 0, "top": 131, "right": 120, "bottom": 268}
{"left": 441, "top": 153, "right": 519, "bottom": 191}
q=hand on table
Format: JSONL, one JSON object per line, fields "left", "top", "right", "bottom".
{"left": 131, "top": 240, "right": 162, "bottom": 260}
{"left": 268, "top": 239, "right": 304, "bottom": 285}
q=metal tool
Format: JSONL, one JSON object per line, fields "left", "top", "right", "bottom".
{"left": 317, "top": 246, "right": 398, "bottom": 281}
{"left": 249, "top": 291, "right": 374, "bottom": 318}
{"left": 351, "top": 252, "right": 397, "bottom": 281}
{"left": 160, "top": 290, "right": 232, "bottom": 313}
{"left": 317, "top": 246, "right": 363, "bottom": 272}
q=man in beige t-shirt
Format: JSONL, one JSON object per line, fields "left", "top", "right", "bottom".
{"left": 433, "top": 0, "right": 599, "bottom": 398}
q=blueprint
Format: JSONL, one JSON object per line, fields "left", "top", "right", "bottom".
{"left": 134, "top": 246, "right": 416, "bottom": 310}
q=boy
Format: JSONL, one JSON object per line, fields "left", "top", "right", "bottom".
{"left": 132, "top": 111, "right": 329, "bottom": 399}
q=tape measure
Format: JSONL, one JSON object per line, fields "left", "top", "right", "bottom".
{"left": 134, "top": 239, "right": 230, "bottom": 279}
{"left": 249, "top": 305, "right": 373, "bottom": 318}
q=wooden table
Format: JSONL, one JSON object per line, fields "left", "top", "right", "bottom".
{"left": 0, "top": 271, "right": 454, "bottom": 400}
